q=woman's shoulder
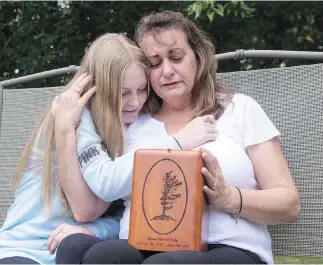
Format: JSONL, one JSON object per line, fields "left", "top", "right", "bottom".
{"left": 230, "top": 93, "right": 253, "bottom": 105}
{"left": 220, "top": 93, "right": 254, "bottom": 116}
{"left": 216, "top": 92, "right": 253, "bottom": 110}
{"left": 218, "top": 93, "right": 266, "bottom": 128}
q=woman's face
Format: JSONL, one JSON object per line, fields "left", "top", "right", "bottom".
{"left": 122, "top": 63, "right": 148, "bottom": 124}
{"left": 140, "top": 29, "right": 197, "bottom": 107}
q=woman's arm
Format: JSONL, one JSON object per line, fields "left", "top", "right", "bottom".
{"left": 208, "top": 137, "right": 300, "bottom": 225}
{"left": 202, "top": 95, "right": 300, "bottom": 225}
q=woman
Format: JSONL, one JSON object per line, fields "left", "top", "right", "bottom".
{"left": 56, "top": 11, "right": 300, "bottom": 264}
{"left": 0, "top": 32, "right": 214, "bottom": 264}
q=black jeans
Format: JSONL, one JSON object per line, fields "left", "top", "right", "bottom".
{"left": 56, "top": 233, "right": 266, "bottom": 264}
{"left": 0, "top": 257, "right": 38, "bottom": 264}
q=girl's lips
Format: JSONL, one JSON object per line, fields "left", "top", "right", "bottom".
{"left": 123, "top": 109, "right": 138, "bottom": 115}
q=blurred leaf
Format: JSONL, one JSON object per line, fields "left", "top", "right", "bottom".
{"left": 214, "top": 4, "right": 224, "bottom": 17}
{"left": 306, "top": 35, "right": 314, "bottom": 43}
{"left": 207, "top": 10, "right": 215, "bottom": 21}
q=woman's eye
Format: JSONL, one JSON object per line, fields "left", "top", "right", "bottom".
{"left": 172, "top": 57, "right": 183, "bottom": 62}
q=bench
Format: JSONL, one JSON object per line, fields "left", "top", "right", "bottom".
{"left": 1, "top": 51, "right": 322, "bottom": 257}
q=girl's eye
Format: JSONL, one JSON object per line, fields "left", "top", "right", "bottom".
{"left": 139, "top": 86, "right": 147, "bottom": 91}
{"left": 150, "top": 62, "right": 161, "bottom": 69}
{"left": 150, "top": 63, "right": 160, "bottom": 68}
{"left": 122, "top": 91, "right": 129, "bottom": 96}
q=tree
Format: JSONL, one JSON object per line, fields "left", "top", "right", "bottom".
{"left": 1, "top": 1, "right": 323, "bottom": 87}
{"left": 151, "top": 171, "right": 182, "bottom": 221}
{"left": 186, "top": 1, "right": 323, "bottom": 72}
{"left": 0, "top": 1, "right": 190, "bottom": 87}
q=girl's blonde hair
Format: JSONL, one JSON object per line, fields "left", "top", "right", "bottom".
{"left": 12, "top": 33, "right": 150, "bottom": 213}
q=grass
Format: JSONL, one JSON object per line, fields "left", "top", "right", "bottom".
{"left": 274, "top": 256, "right": 323, "bottom": 264}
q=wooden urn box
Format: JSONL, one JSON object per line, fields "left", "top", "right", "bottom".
{"left": 128, "top": 149, "right": 208, "bottom": 252}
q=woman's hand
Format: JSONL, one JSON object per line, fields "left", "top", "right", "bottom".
{"left": 51, "top": 73, "right": 96, "bottom": 133}
{"left": 47, "top": 223, "right": 95, "bottom": 255}
{"left": 200, "top": 147, "right": 232, "bottom": 211}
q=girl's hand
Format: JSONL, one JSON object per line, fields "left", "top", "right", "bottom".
{"left": 51, "top": 73, "right": 96, "bottom": 133}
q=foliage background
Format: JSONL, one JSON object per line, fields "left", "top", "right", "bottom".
{"left": 1, "top": 1, "right": 323, "bottom": 87}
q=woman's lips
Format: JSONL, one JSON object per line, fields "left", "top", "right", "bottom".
{"left": 163, "top": 81, "right": 180, "bottom": 89}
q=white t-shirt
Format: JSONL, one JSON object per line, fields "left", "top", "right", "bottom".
{"left": 119, "top": 94, "right": 280, "bottom": 264}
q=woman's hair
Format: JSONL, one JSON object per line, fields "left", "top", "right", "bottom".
{"left": 12, "top": 33, "right": 150, "bottom": 213}
{"left": 135, "top": 10, "right": 232, "bottom": 119}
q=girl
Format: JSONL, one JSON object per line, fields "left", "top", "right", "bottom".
{"left": 0, "top": 33, "right": 156, "bottom": 264}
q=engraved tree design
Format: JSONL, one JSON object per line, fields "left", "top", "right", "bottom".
{"left": 151, "top": 171, "right": 182, "bottom": 221}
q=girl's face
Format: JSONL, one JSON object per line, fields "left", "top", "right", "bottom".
{"left": 121, "top": 63, "right": 148, "bottom": 124}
